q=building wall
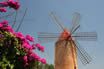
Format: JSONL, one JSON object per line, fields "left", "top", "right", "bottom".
{"left": 55, "top": 40, "right": 78, "bottom": 69}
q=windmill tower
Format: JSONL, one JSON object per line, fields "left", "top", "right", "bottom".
{"left": 38, "top": 12, "right": 97, "bottom": 69}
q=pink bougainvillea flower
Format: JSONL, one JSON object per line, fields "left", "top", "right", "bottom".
{"left": 29, "top": 53, "right": 46, "bottom": 63}
{"left": 0, "top": 20, "right": 9, "bottom": 30}
{"left": 1, "top": 25, "right": 14, "bottom": 33}
{"left": 14, "top": 32, "right": 23, "bottom": 37}
{"left": 35, "top": 43, "right": 40, "bottom": 46}
{"left": 29, "top": 53, "right": 37, "bottom": 58}
{"left": 0, "top": 24, "right": 3, "bottom": 28}
{"left": 29, "top": 57, "right": 32, "bottom": 61}
{"left": 21, "top": 39, "right": 29, "bottom": 44}
{"left": 22, "top": 43, "right": 29, "bottom": 48}
{"left": 35, "top": 56, "right": 41, "bottom": 61}
{"left": 40, "top": 46, "right": 44, "bottom": 52}
{"left": 0, "top": 20, "right": 14, "bottom": 33}
{"left": 41, "top": 58, "right": 47, "bottom": 64}
{"left": 7, "top": 29, "right": 14, "bottom": 33}
{"left": 29, "top": 53, "right": 37, "bottom": 61}
{"left": 0, "top": 2, "right": 8, "bottom": 7}
{"left": 0, "top": 20, "right": 8, "bottom": 25}
{"left": 1, "top": 26, "right": 10, "bottom": 30}
{"left": 14, "top": 32, "right": 25, "bottom": 40}
{"left": 32, "top": 43, "right": 36, "bottom": 49}
{"left": 22, "top": 43, "right": 32, "bottom": 50}
{"left": 7, "top": 0, "right": 20, "bottom": 10}
{"left": 6, "top": 26, "right": 13, "bottom": 30}
{"left": 16, "top": 32, "right": 23, "bottom": 37}
{"left": 29, "top": 53, "right": 34, "bottom": 60}
{"left": 32, "top": 43, "right": 35, "bottom": 46}
{"left": 29, "top": 45, "right": 33, "bottom": 50}
{"left": 26, "top": 35, "right": 34, "bottom": 42}
{"left": 0, "top": 0, "right": 20, "bottom": 10}
{"left": 0, "top": 8, "right": 7, "bottom": 12}
{"left": 24, "top": 56, "right": 28, "bottom": 63}
{"left": 32, "top": 46, "right": 36, "bottom": 49}
{"left": 29, "top": 53, "right": 41, "bottom": 61}
{"left": 0, "top": 0, "right": 47, "bottom": 67}
{"left": 24, "top": 62, "right": 29, "bottom": 66}
{"left": 2, "top": 25, "right": 14, "bottom": 33}
{"left": 20, "top": 36, "right": 26, "bottom": 41}
{"left": 25, "top": 40, "right": 29, "bottom": 44}
{"left": 35, "top": 43, "right": 44, "bottom": 52}
{"left": 37, "top": 45, "right": 44, "bottom": 52}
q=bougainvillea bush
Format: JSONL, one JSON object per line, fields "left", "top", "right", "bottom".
{"left": 0, "top": 0, "right": 46, "bottom": 69}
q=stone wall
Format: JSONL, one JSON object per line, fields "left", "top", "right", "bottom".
{"left": 55, "top": 40, "right": 78, "bottom": 69}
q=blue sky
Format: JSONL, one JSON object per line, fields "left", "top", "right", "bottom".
{"left": 15, "top": 0, "right": 104, "bottom": 69}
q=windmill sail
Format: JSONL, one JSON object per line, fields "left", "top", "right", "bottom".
{"left": 72, "top": 32, "right": 97, "bottom": 41}
{"left": 74, "top": 40, "right": 92, "bottom": 65}
{"left": 69, "top": 12, "right": 80, "bottom": 34}
{"left": 16, "top": 8, "right": 27, "bottom": 32}
{"left": 38, "top": 32, "right": 61, "bottom": 43}
{"left": 49, "top": 12, "right": 65, "bottom": 31}
{"left": 38, "top": 32, "right": 97, "bottom": 43}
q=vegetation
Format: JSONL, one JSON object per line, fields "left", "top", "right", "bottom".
{"left": 0, "top": 0, "right": 46, "bottom": 69}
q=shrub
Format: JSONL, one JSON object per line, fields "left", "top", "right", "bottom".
{"left": 0, "top": 0, "right": 46, "bottom": 69}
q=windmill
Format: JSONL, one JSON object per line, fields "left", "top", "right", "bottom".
{"left": 38, "top": 12, "right": 97, "bottom": 69}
